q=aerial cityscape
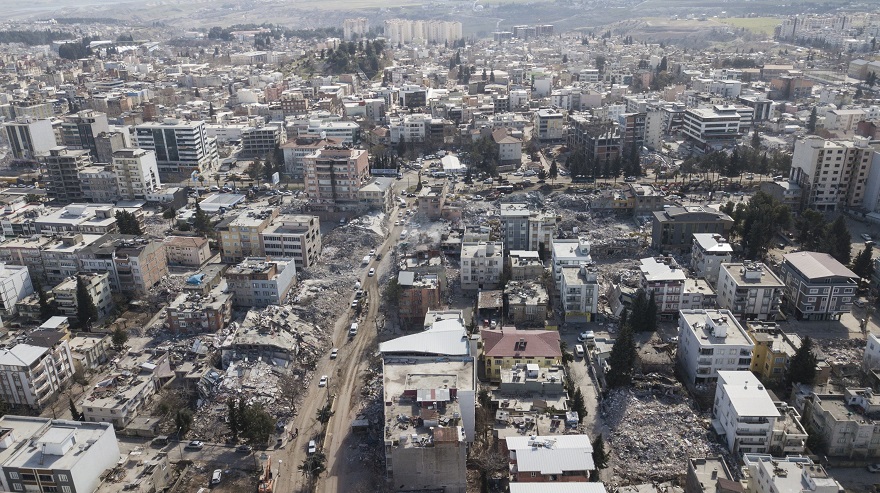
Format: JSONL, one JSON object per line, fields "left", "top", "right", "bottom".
{"left": 0, "top": 1, "right": 878, "bottom": 493}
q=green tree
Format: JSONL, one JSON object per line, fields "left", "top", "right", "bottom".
{"left": 115, "top": 210, "right": 143, "bottom": 235}
{"left": 175, "top": 408, "right": 194, "bottom": 436}
{"left": 162, "top": 207, "right": 177, "bottom": 227}
{"left": 787, "top": 336, "right": 818, "bottom": 387}
{"left": 228, "top": 398, "right": 240, "bottom": 441}
{"left": 807, "top": 107, "right": 817, "bottom": 133}
{"left": 549, "top": 159, "right": 558, "bottom": 183}
{"left": 32, "top": 276, "right": 56, "bottom": 320}
{"left": 246, "top": 158, "right": 265, "bottom": 181}
{"left": 69, "top": 396, "right": 81, "bottom": 420}
{"left": 852, "top": 244, "right": 874, "bottom": 280}
{"left": 646, "top": 291, "right": 658, "bottom": 332}
{"left": 24, "top": 193, "right": 41, "bottom": 203}
{"left": 299, "top": 452, "right": 327, "bottom": 477}
{"left": 192, "top": 201, "right": 213, "bottom": 237}
{"left": 605, "top": 316, "right": 637, "bottom": 388}
{"left": 821, "top": 216, "right": 852, "bottom": 266}
{"left": 570, "top": 388, "right": 587, "bottom": 419}
{"left": 796, "top": 209, "right": 827, "bottom": 251}
{"left": 316, "top": 403, "right": 334, "bottom": 424}
{"left": 75, "top": 276, "right": 99, "bottom": 330}
{"left": 111, "top": 327, "right": 129, "bottom": 349}
{"left": 241, "top": 403, "right": 276, "bottom": 445}
{"left": 737, "top": 192, "right": 791, "bottom": 260}
{"left": 629, "top": 289, "right": 648, "bottom": 332}
{"left": 592, "top": 434, "right": 609, "bottom": 470}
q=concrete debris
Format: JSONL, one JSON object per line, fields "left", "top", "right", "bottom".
{"left": 601, "top": 387, "right": 730, "bottom": 488}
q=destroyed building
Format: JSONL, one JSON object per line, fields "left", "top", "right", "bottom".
{"left": 220, "top": 306, "right": 320, "bottom": 368}
{"left": 397, "top": 271, "right": 442, "bottom": 329}
{"left": 166, "top": 290, "right": 233, "bottom": 335}
{"left": 504, "top": 280, "right": 549, "bottom": 327}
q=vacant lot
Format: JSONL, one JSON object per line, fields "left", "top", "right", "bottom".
{"left": 721, "top": 16, "right": 780, "bottom": 36}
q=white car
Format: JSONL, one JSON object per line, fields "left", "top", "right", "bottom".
{"left": 330, "top": 348, "right": 338, "bottom": 359}
{"left": 308, "top": 440, "right": 317, "bottom": 455}
{"left": 862, "top": 233, "right": 872, "bottom": 241}
{"left": 369, "top": 249, "right": 376, "bottom": 256}
{"left": 394, "top": 220, "right": 400, "bottom": 226}
{"left": 578, "top": 330, "right": 595, "bottom": 342}
{"left": 318, "top": 375, "right": 328, "bottom": 387}
{"left": 368, "top": 268, "right": 375, "bottom": 277}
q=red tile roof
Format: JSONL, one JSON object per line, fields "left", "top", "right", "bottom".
{"left": 481, "top": 327, "right": 561, "bottom": 358}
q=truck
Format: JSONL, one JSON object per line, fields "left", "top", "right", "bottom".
{"left": 361, "top": 256, "right": 371, "bottom": 266}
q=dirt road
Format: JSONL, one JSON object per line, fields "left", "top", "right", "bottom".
{"left": 273, "top": 201, "right": 406, "bottom": 493}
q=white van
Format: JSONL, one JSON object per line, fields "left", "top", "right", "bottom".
{"left": 574, "top": 344, "right": 585, "bottom": 358}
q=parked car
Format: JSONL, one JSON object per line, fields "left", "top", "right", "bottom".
{"left": 236, "top": 444, "right": 252, "bottom": 453}
{"left": 855, "top": 299, "right": 866, "bottom": 308}
{"left": 578, "top": 331, "right": 595, "bottom": 343}
{"left": 862, "top": 233, "right": 872, "bottom": 241}
{"left": 211, "top": 469, "right": 222, "bottom": 485}
{"left": 308, "top": 440, "right": 317, "bottom": 455}
{"left": 330, "top": 348, "right": 339, "bottom": 359}
{"left": 185, "top": 440, "right": 204, "bottom": 450}
{"left": 868, "top": 463, "right": 880, "bottom": 473}
{"left": 368, "top": 268, "right": 375, "bottom": 277}
{"left": 318, "top": 375, "right": 328, "bottom": 387}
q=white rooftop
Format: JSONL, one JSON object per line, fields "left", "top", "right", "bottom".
{"left": 510, "top": 484, "right": 608, "bottom": 493}
{"left": 507, "top": 434, "right": 595, "bottom": 475}
{"left": 640, "top": 257, "right": 687, "bottom": 282}
{"left": 693, "top": 233, "right": 733, "bottom": 254}
{"left": 379, "top": 319, "right": 470, "bottom": 356}
{"left": 717, "top": 371, "right": 780, "bottom": 418}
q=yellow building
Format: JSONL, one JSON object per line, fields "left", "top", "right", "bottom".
{"left": 480, "top": 327, "right": 561, "bottom": 381}
{"left": 218, "top": 207, "right": 279, "bottom": 263}
{"left": 747, "top": 321, "right": 801, "bottom": 382}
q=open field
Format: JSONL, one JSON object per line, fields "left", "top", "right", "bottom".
{"left": 720, "top": 16, "right": 781, "bottom": 36}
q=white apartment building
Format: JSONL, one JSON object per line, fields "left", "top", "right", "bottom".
{"left": 112, "top": 148, "right": 161, "bottom": 200}
{"left": 534, "top": 108, "right": 564, "bottom": 141}
{"left": 677, "top": 309, "right": 754, "bottom": 386}
{"left": 343, "top": 18, "right": 369, "bottom": 40}
{"left": 389, "top": 114, "right": 429, "bottom": 143}
{"left": 640, "top": 257, "right": 687, "bottom": 317}
{"left": 0, "top": 263, "right": 33, "bottom": 316}
{"left": 501, "top": 203, "right": 555, "bottom": 252}
{"left": 383, "top": 19, "right": 462, "bottom": 45}
{"left": 0, "top": 416, "right": 121, "bottom": 493}
{"left": 2, "top": 118, "right": 56, "bottom": 160}
{"left": 790, "top": 135, "right": 875, "bottom": 211}
{"left": 560, "top": 265, "right": 600, "bottom": 323}
{"left": 53, "top": 272, "right": 114, "bottom": 321}
{"left": 716, "top": 262, "right": 784, "bottom": 321}
{"left": 460, "top": 241, "right": 503, "bottom": 290}
{"left": 742, "top": 455, "right": 842, "bottom": 493}
{"left": 690, "top": 233, "right": 733, "bottom": 285}
{"left": 134, "top": 119, "right": 219, "bottom": 175}
{"left": 0, "top": 341, "right": 75, "bottom": 410}
{"left": 260, "top": 214, "right": 322, "bottom": 269}
{"left": 864, "top": 333, "right": 880, "bottom": 371}
{"left": 681, "top": 105, "right": 747, "bottom": 150}
{"left": 551, "top": 238, "right": 593, "bottom": 287}
{"left": 712, "top": 370, "right": 780, "bottom": 455}
{"left": 226, "top": 257, "right": 297, "bottom": 307}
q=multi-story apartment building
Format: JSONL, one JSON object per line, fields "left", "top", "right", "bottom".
{"left": 492, "top": 129, "right": 522, "bottom": 166}
{"left": 280, "top": 137, "right": 340, "bottom": 180}
{"left": 742, "top": 455, "right": 841, "bottom": 493}
{"left": 303, "top": 145, "right": 370, "bottom": 211}
{"left": 560, "top": 265, "right": 599, "bottom": 323}
{"left": 259, "top": 215, "right": 322, "bottom": 269}
{"left": 381, "top": 356, "right": 474, "bottom": 493}
{"left": 41, "top": 234, "right": 105, "bottom": 286}
{"left": 780, "top": 251, "right": 858, "bottom": 320}
{"left": 0, "top": 263, "right": 33, "bottom": 316}
{"left": 806, "top": 388, "right": 880, "bottom": 458}
{"left": 460, "top": 241, "right": 503, "bottom": 290}
{"left": 677, "top": 309, "right": 754, "bottom": 386}
{"left": 618, "top": 112, "right": 647, "bottom": 149}
{"left": 651, "top": 206, "right": 734, "bottom": 251}
{"left": 343, "top": 17, "right": 368, "bottom": 40}
{"left": 0, "top": 416, "right": 121, "bottom": 493}
{"left": 77, "top": 236, "right": 169, "bottom": 295}
{"left": 166, "top": 291, "right": 233, "bottom": 334}
{"left": 790, "top": 136, "right": 875, "bottom": 211}
{"left": 416, "top": 183, "right": 447, "bottom": 219}
{"left": 383, "top": 19, "right": 462, "bottom": 45}
{"left": 397, "top": 271, "right": 442, "bottom": 328}
{"left": 716, "top": 262, "right": 784, "bottom": 321}
{"left": 747, "top": 321, "right": 802, "bottom": 382}
{"left": 685, "top": 457, "right": 738, "bottom": 493}
{"left": 681, "top": 105, "right": 748, "bottom": 151}
{"left": 80, "top": 352, "right": 170, "bottom": 429}
{"left": 0, "top": 340, "right": 75, "bottom": 410}
{"left": 358, "top": 178, "right": 394, "bottom": 212}
{"left": 507, "top": 250, "right": 545, "bottom": 281}
{"left": 550, "top": 237, "right": 593, "bottom": 286}
{"left": 690, "top": 233, "right": 733, "bottom": 285}
{"left": 34, "top": 204, "right": 117, "bottom": 236}
{"left": 240, "top": 123, "right": 286, "bottom": 158}
{"left": 712, "top": 371, "right": 780, "bottom": 455}
{"left": 567, "top": 114, "right": 621, "bottom": 164}
{"left": 78, "top": 165, "right": 120, "bottom": 202}
{"left": 640, "top": 256, "right": 687, "bottom": 317}
{"left": 59, "top": 109, "right": 109, "bottom": 158}
{"left": 134, "top": 119, "right": 219, "bottom": 175}
{"left": 40, "top": 147, "right": 92, "bottom": 203}
{"left": 217, "top": 208, "right": 279, "bottom": 263}
{"left": 0, "top": 236, "right": 54, "bottom": 282}
{"left": 500, "top": 203, "right": 555, "bottom": 252}
{"left": 53, "top": 272, "right": 114, "bottom": 321}
{"left": 226, "top": 257, "right": 297, "bottom": 307}
{"left": 163, "top": 236, "right": 211, "bottom": 266}
{"left": 534, "top": 108, "right": 564, "bottom": 141}
{"left": 3, "top": 118, "right": 56, "bottom": 160}
{"left": 112, "top": 148, "right": 161, "bottom": 200}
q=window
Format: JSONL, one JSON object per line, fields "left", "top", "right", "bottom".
{"left": 530, "top": 472, "right": 537, "bottom": 477}
{"left": 39, "top": 474, "right": 53, "bottom": 482}
{"left": 9, "top": 472, "right": 18, "bottom": 480}
{"left": 12, "top": 485, "right": 21, "bottom": 492}
{"left": 62, "top": 487, "right": 71, "bottom": 493}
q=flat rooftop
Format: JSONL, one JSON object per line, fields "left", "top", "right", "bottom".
{"left": 721, "top": 262, "right": 784, "bottom": 288}
{"left": 680, "top": 309, "right": 752, "bottom": 346}
{"left": 0, "top": 416, "right": 115, "bottom": 470}
{"left": 382, "top": 357, "right": 474, "bottom": 446}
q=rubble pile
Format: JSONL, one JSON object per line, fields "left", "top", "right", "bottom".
{"left": 142, "top": 213, "right": 171, "bottom": 238}
{"left": 602, "top": 388, "right": 725, "bottom": 487}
